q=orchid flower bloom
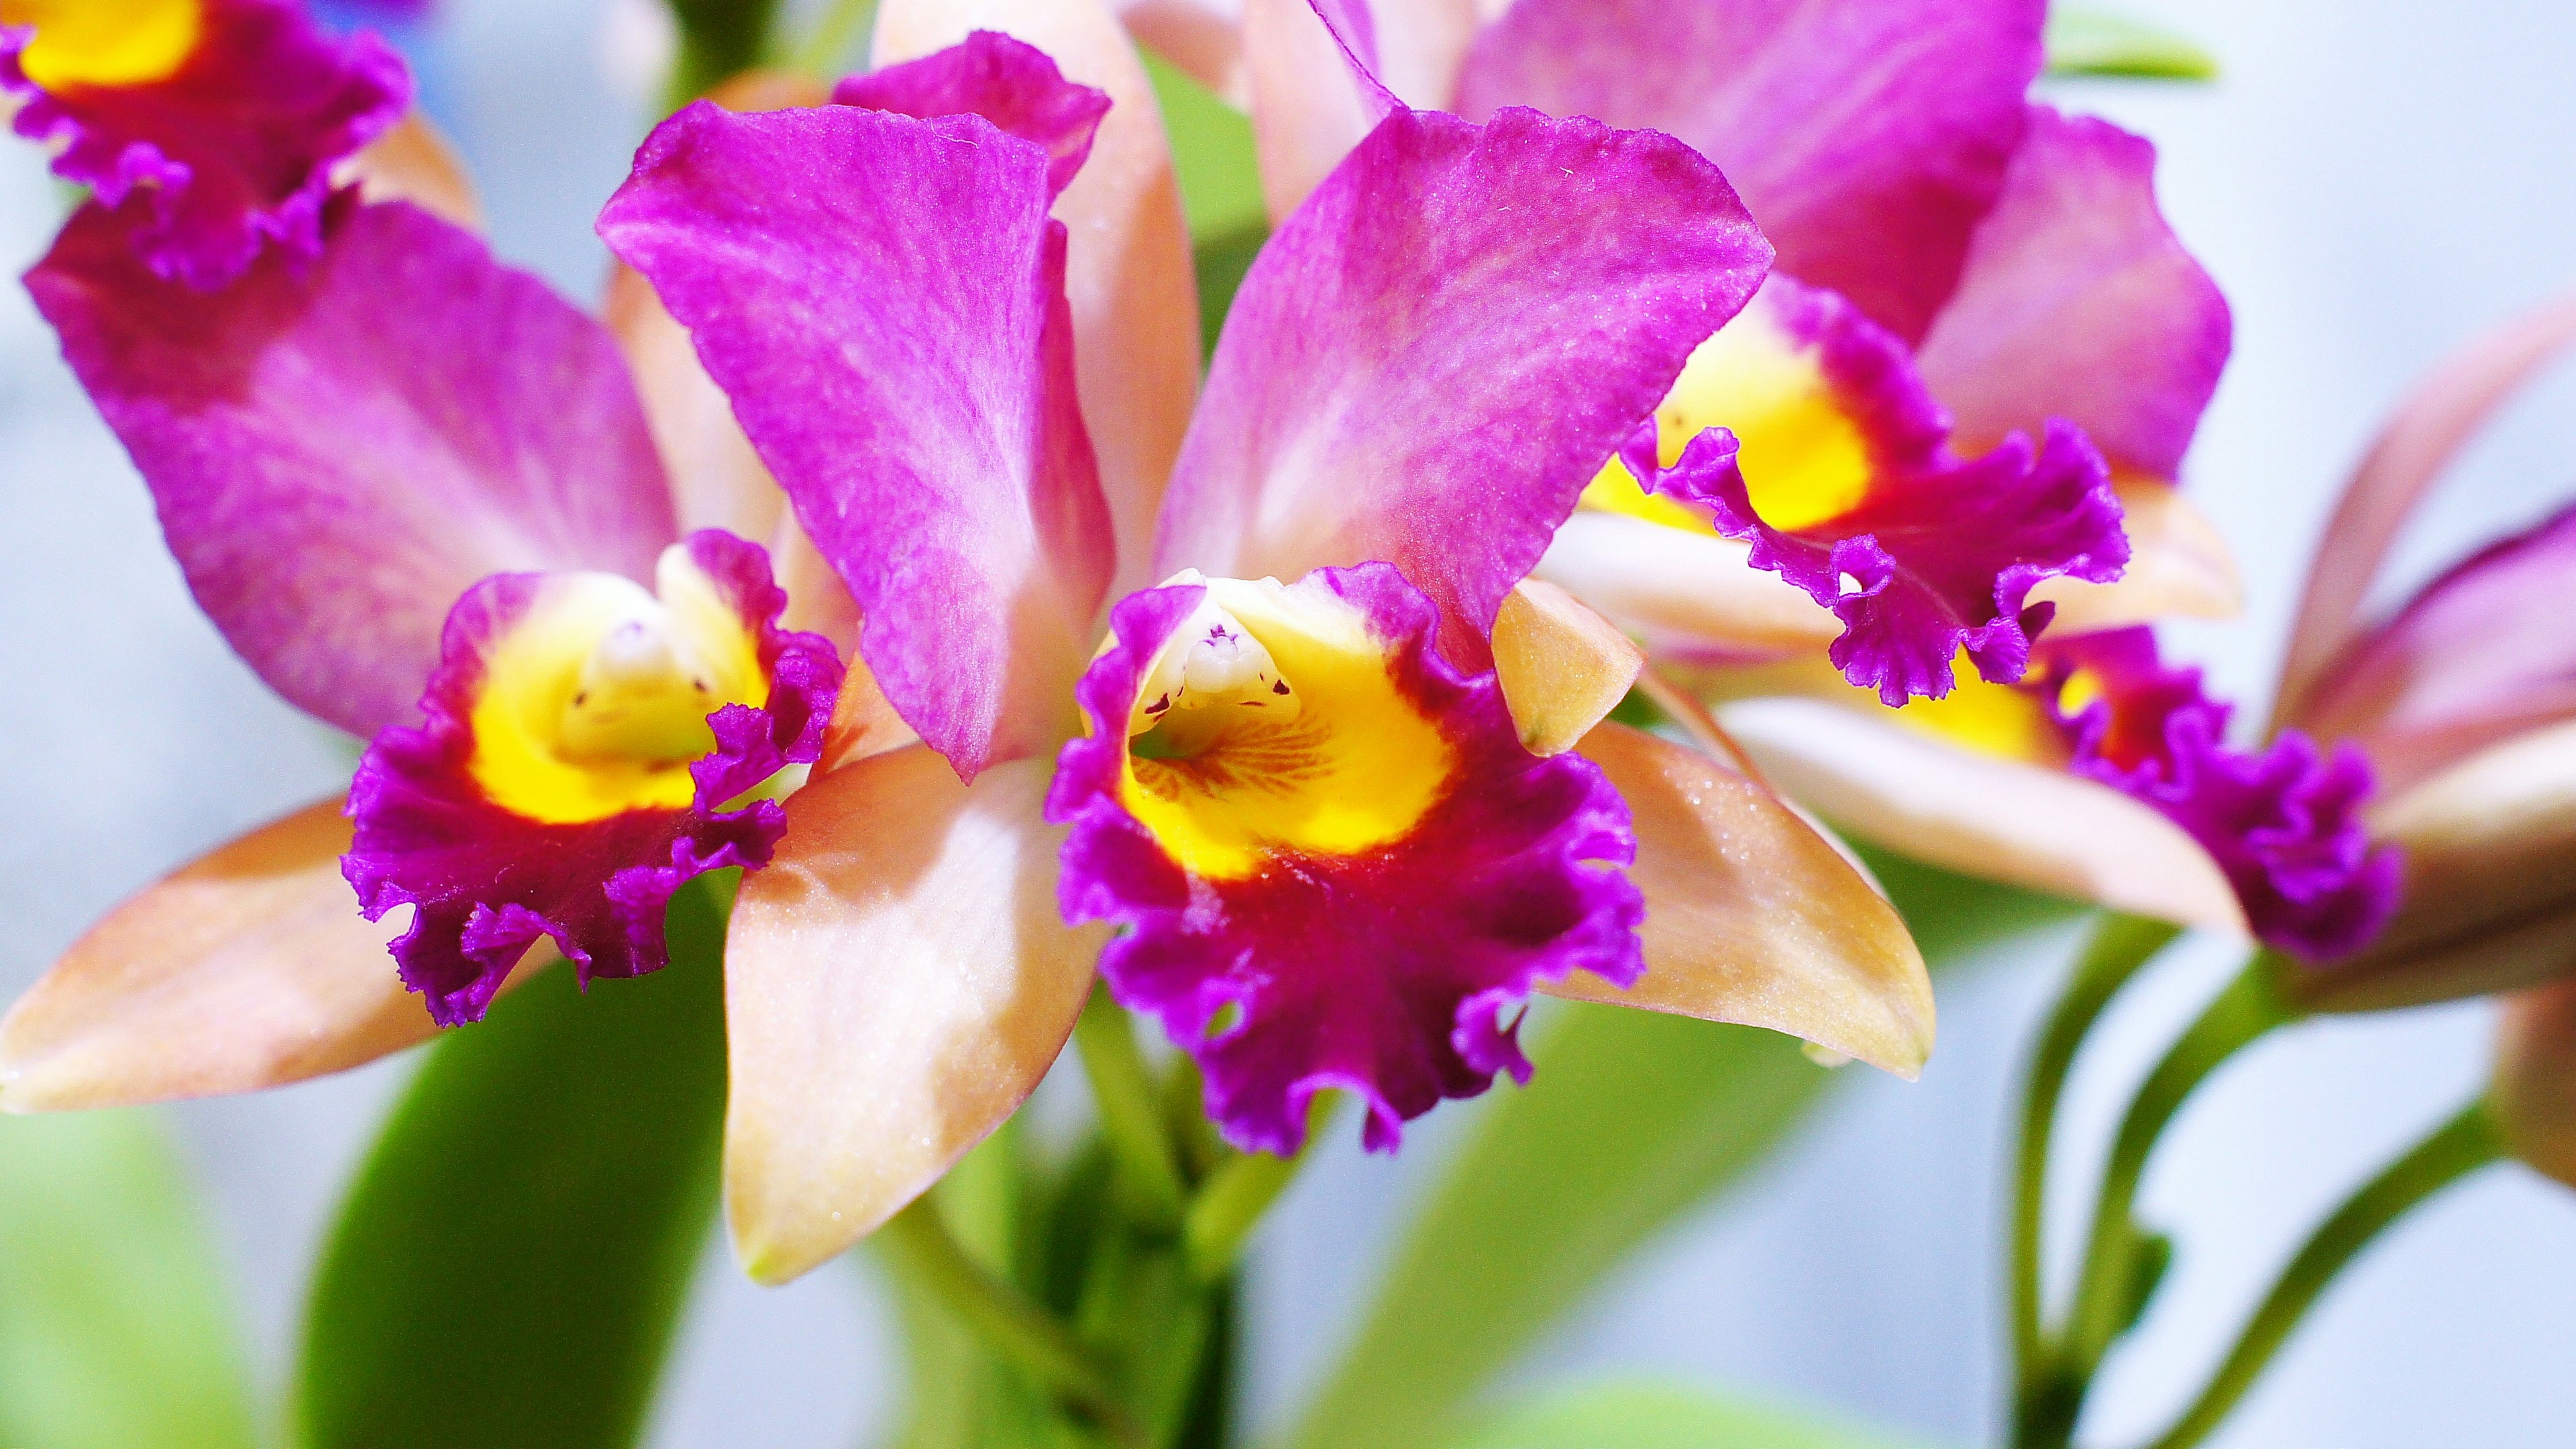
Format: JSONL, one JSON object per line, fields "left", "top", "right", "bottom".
{"left": 1, "top": 0, "right": 408, "bottom": 287}
{"left": 1138, "top": 0, "right": 2258, "bottom": 930}
{"left": 2214, "top": 292, "right": 2576, "bottom": 1191}
{"left": 595, "top": 5, "right": 1930, "bottom": 1283}
{"left": 1169, "top": 0, "right": 2241, "bottom": 706}
{"left": 0, "top": 114, "right": 873, "bottom": 1108}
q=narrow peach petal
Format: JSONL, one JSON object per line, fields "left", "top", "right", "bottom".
{"left": 1244, "top": 0, "right": 1378, "bottom": 221}
{"left": 2298, "top": 720, "right": 2576, "bottom": 1012}
{"left": 1536, "top": 509, "right": 1841, "bottom": 661}
{"left": 1370, "top": 0, "right": 1479, "bottom": 110}
{"left": 2494, "top": 977, "right": 2576, "bottom": 1190}
{"left": 875, "top": 0, "right": 1202, "bottom": 597}
{"left": 1118, "top": 0, "right": 1249, "bottom": 105}
{"left": 2277, "top": 291, "right": 2576, "bottom": 729}
{"left": 1550, "top": 723, "right": 1932, "bottom": 1076}
{"left": 1491, "top": 579, "right": 1642, "bottom": 757}
{"left": 604, "top": 262, "right": 790, "bottom": 543}
{"left": 2031, "top": 473, "right": 2241, "bottom": 633}
{"left": 722, "top": 745, "right": 1104, "bottom": 1283}
{"left": 338, "top": 109, "right": 481, "bottom": 231}
{"left": 768, "top": 511, "right": 861, "bottom": 655}
{"left": 1721, "top": 696, "right": 2247, "bottom": 934}
{"left": 0, "top": 798, "right": 425, "bottom": 1110}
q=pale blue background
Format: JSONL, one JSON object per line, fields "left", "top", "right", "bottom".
{"left": 3, "top": 1, "right": 2572, "bottom": 1444}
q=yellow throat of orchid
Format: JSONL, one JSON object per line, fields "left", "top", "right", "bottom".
{"left": 468, "top": 547, "right": 770, "bottom": 825}
{"left": 1118, "top": 576, "right": 1452, "bottom": 881}
{"left": 5, "top": 0, "right": 203, "bottom": 89}
{"left": 1580, "top": 300, "right": 1876, "bottom": 535}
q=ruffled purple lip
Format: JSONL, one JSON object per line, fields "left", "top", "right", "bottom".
{"left": 343, "top": 531, "right": 842, "bottom": 1026}
{"left": 1623, "top": 277, "right": 2129, "bottom": 704}
{"left": 3, "top": 0, "right": 409, "bottom": 288}
{"left": 1046, "top": 564, "right": 1644, "bottom": 1155}
{"left": 2042, "top": 628, "right": 2400, "bottom": 960}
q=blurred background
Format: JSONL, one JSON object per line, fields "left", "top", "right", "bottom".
{"left": 3, "top": 0, "right": 2573, "bottom": 1444}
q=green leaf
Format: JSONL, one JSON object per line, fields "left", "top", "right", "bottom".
{"left": 294, "top": 875, "right": 734, "bottom": 1449}
{"left": 1281, "top": 852, "right": 2080, "bottom": 1449}
{"left": 665, "top": 0, "right": 790, "bottom": 103}
{"left": 1444, "top": 1381, "right": 1931, "bottom": 1449}
{"left": 0, "top": 1110, "right": 256, "bottom": 1449}
{"left": 2045, "top": 7, "right": 2218, "bottom": 80}
{"left": 1140, "top": 49, "right": 1263, "bottom": 242}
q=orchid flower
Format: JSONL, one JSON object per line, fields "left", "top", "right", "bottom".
{"left": 1135, "top": 0, "right": 2262, "bottom": 930}
{"left": 1, "top": 0, "right": 408, "bottom": 287}
{"left": 0, "top": 104, "right": 883, "bottom": 1110}
{"left": 596, "top": 4, "right": 1931, "bottom": 1283}
{"left": 1162, "top": 0, "right": 2242, "bottom": 707}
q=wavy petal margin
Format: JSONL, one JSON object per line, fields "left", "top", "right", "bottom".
{"left": 2047, "top": 629, "right": 2398, "bottom": 959}
{"left": 1049, "top": 566, "right": 1643, "bottom": 1154}
{"left": 1625, "top": 280, "right": 2126, "bottom": 704}
{"left": 344, "top": 532, "right": 841, "bottom": 1025}
{"left": 3, "top": 0, "right": 407, "bottom": 287}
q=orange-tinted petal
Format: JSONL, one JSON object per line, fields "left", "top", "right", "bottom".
{"left": 0, "top": 798, "right": 432, "bottom": 1110}
{"left": 338, "top": 108, "right": 480, "bottom": 230}
{"left": 1491, "top": 579, "right": 1642, "bottom": 757}
{"left": 1721, "top": 695, "right": 2245, "bottom": 934}
{"left": 722, "top": 745, "right": 1103, "bottom": 1283}
{"left": 1546, "top": 722, "right": 1934, "bottom": 1079}
{"left": 875, "top": 0, "right": 1201, "bottom": 596}
{"left": 2493, "top": 976, "right": 2576, "bottom": 1191}
{"left": 2294, "top": 720, "right": 2576, "bottom": 1012}
{"left": 604, "top": 262, "right": 790, "bottom": 544}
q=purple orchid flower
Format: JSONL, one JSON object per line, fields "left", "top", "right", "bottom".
{"left": 596, "top": 11, "right": 1933, "bottom": 1284}
{"left": 3, "top": 0, "right": 410, "bottom": 288}
{"left": 2, "top": 176, "right": 859, "bottom": 1095}
{"left": 1201, "top": 0, "right": 2237, "bottom": 704}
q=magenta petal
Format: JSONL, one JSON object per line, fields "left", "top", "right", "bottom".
{"left": 3, "top": 0, "right": 409, "bottom": 288}
{"left": 343, "top": 532, "right": 842, "bottom": 1026}
{"left": 2297, "top": 502, "right": 2576, "bottom": 796}
{"left": 1153, "top": 105, "right": 1770, "bottom": 669}
{"left": 1629, "top": 280, "right": 2127, "bottom": 703}
{"left": 2045, "top": 629, "right": 2400, "bottom": 960}
{"left": 599, "top": 98, "right": 1113, "bottom": 780}
{"left": 831, "top": 30, "right": 1112, "bottom": 199}
{"left": 1455, "top": 0, "right": 2042, "bottom": 342}
{"left": 28, "top": 198, "right": 680, "bottom": 739}
{"left": 1916, "top": 107, "right": 2231, "bottom": 478}
{"left": 1047, "top": 565, "right": 1644, "bottom": 1155}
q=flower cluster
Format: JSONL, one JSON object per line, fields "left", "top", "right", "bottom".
{"left": 5, "top": 0, "right": 2434, "bottom": 1294}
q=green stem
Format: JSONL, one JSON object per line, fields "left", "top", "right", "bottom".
{"left": 1182, "top": 1098, "right": 1336, "bottom": 1283}
{"left": 787, "top": 0, "right": 877, "bottom": 78}
{"left": 1077, "top": 987, "right": 1189, "bottom": 1230}
{"left": 875, "top": 1198, "right": 1138, "bottom": 1442}
{"left": 2136, "top": 1101, "right": 2504, "bottom": 1449}
{"left": 2016, "top": 955, "right": 2296, "bottom": 1448}
{"left": 2062, "top": 957, "right": 2295, "bottom": 1376}
{"left": 2014, "top": 917, "right": 2182, "bottom": 1374}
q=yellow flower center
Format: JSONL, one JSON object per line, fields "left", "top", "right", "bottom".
{"left": 1117, "top": 576, "right": 1453, "bottom": 881}
{"left": 468, "top": 547, "right": 770, "bottom": 825}
{"left": 4, "top": 0, "right": 202, "bottom": 89}
{"left": 1580, "top": 299, "right": 1877, "bottom": 535}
